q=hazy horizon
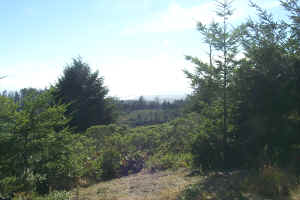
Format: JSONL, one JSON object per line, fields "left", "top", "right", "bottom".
{"left": 1, "top": 0, "right": 284, "bottom": 98}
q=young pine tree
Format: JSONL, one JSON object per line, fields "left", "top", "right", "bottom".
{"left": 185, "top": 0, "right": 240, "bottom": 136}
{"left": 185, "top": 0, "right": 242, "bottom": 170}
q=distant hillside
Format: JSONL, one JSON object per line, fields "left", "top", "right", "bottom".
{"left": 121, "top": 94, "right": 188, "bottom": 102}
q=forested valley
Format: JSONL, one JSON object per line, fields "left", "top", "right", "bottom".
{"left": 1, "top": 1, "right": 300, "bottom": 199}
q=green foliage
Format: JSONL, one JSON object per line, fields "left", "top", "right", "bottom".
{"left": 34, "top": 191, "right": 71, "bottom": 200}
{"left": 117, "top": 109, "right": 179, "bottom": 127}
{"left": 185, "top": 0, "right": 244, "bottom": 171}
{"left": 185, "top": 0, "right": 300, "bottom": 173}
{"left": 146, "top": 153, "right": 193, "bottom": 171}
{"left": 184, "top": 0, "right": 241, "bottom": 117}
{"left": 54, "top": 57, "right": 115, "bottom": 132}
{"left": 165, "top": 113, "right": 201, "bottom": 154}
{"left": 0, "top": 90, "right": 92, "bottom": 196}
{"left": 178, "top": 184, "right": 203, "bottom": 200}
{"left": 15, "top": 190, "right": 71, "bottom": 200}
{"left": 231, "top": 1, "right": 300, "bottom": 169}
{"left": 86, "top": 124, "right": 128, "bottom": 151}
{"left": 99, "top": 149, "right": 121, "bottom": 180}
{"left": 190, "top": 98, "right": 241, "bottom": 170}
{"left": 192, "top": 132, "right": 223, "bottom": 170}
{"left": 115, "top": 98, "right": 185, "bottom": 127}
{"left": 84, "top": 113, "right": 201, "bottom": 176}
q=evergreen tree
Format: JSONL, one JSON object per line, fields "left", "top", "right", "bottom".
{"left": 231, "top": 1, "right": 300, "bottom": 167}
{"left": 0, "top": 90, "right": 88, "bottom": 196}
{"left": 54, "top": 57, "right": 115, "bottom": 132}
{"left": 185, "top": 0, "right": 240, "bottom": 135}
{"left": 185, "top": 0, "right": 244, "bottom": 170}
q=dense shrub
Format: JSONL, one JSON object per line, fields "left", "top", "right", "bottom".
{"left": 192, "top": 133, "right": 224, "bottom": 170}
{"left": 0, "top": 92, "right": 94, "bottom": 197}
{"left": 34, "top": 191, "right": 71, "bottom": 200}
{"left": 99, "top": 149, "right": 121, "bottom": 180}
{"left": 146, "top": 153, "right": 193, "bottom": 171}
{"left": 85, "top": 124, "right": 128, "bottom": 151}
{"left": 14, "top": 190, "right": 71, "bottom": 200}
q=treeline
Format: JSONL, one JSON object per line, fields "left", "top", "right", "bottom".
{"left": 1, "top": 88, "right": 44, "bottom": 104}
{"left": 115, "top": 97, "right": 185, "bottom": 127}
{"left": 116, "top": 96, "right": 185, "bottom": 112}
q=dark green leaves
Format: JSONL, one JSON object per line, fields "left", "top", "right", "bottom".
{"left": 54, "top": 57, "right": 115, "bottom": 132}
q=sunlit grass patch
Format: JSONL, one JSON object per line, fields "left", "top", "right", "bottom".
{"left": 73, "top": 169, "right": 200, "bottom": 200}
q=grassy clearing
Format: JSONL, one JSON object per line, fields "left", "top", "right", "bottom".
{"left": 72, "top": 169, "right": 200, "bottom": 200}
{"left": 72, "top": 169, "right": 300, "bottom": 200}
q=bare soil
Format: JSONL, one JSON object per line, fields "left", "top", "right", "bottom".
{"left": 73, "top": 169, "right": 199, "bottom": 200}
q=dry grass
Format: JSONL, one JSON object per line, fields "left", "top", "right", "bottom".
{"left": 289, "top": 186, "right": 300, "bottom": 200}
{"left": 72, "top": 169, "right": 200, "bottom": 200}
{"left": 72, "top": 169, "right": 300, "bottom": 200}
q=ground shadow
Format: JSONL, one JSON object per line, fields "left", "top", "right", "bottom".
{"left": 181, "top": 170, "right": 293, "bottom": 200}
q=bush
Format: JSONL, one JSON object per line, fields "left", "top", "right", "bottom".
{"left": 25, "top": 191, "right": 71, "bottom": 200}
{"left": 100, "top": 149, "right": 121, "bottom": 180}
{"left": 191, "top": 133, "right": 224, "bottom": 170}
{"left": 0, "top": 92, "right": 92, "bottom": 195}
{"left": 119, "top": 151, "right": 145, "bottom": 176}
{"left": 86, "top": 124, "right": 128, "bottom": 151}
{"left": 146, "top": 153, "right": 192, "bottom": 171}
{"left": 81, "top": 154, "right": 103, "bottom": 182}
{"left": 177, "top": 184, "right": 202, "bottom": 200}
{"left": 37, "top": 191, "right": 70, "bottom": 200}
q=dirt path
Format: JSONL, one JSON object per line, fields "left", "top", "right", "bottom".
{"left": 74, "top": 169, "right": 200, "bottom": 200}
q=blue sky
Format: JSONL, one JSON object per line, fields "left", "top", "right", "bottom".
{"left": 0, "top": 0, "right": 284, "bottom": 98}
